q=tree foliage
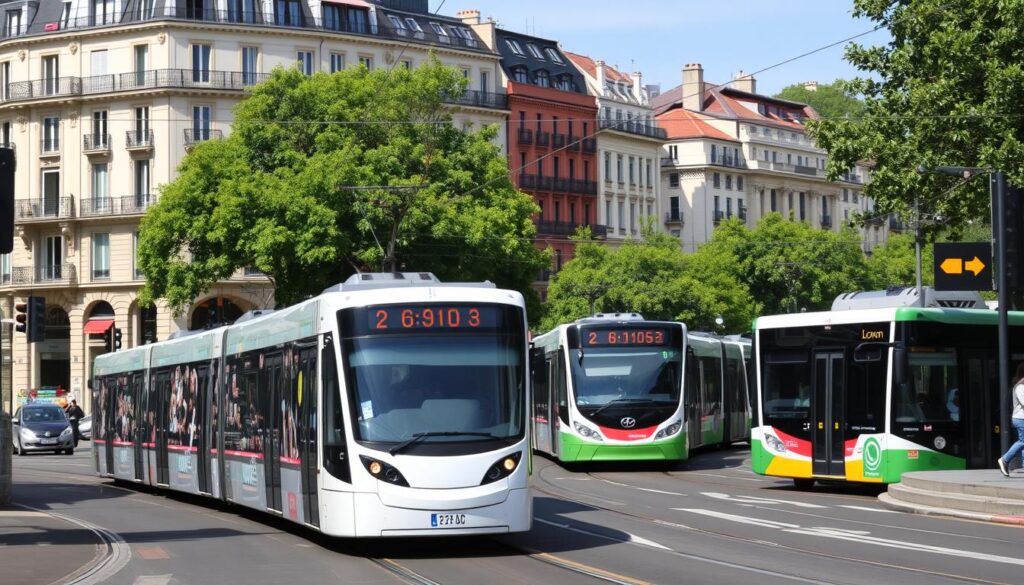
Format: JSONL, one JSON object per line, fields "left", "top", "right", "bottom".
{"left": 811, "top": 0, "right": 1024, "bottom": 233}
{"left": 541, "top": 230, "right": 756, "bottom": 333}
{"left": 774, "top": 80, "right": 864, "bottom": 120}
{"left": 139, "top": 58, "right": 548, "bottom": 314}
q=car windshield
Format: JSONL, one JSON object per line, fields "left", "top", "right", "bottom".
{"left": 571, "top": 347, "right": 682, "bottom": 409}
{"left": 22, "top": 408, "right": 67, "bottom": 423}
{"left": 342, "top": 334, "right": 525, "bottom": 446}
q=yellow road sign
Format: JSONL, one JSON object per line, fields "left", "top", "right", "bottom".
{"left": 939, "top": 256, "right": 987, "bottom": 276}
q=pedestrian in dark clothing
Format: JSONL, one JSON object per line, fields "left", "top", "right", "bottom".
{"left": 66, "top": 400, "right": 85, "bottom": 447}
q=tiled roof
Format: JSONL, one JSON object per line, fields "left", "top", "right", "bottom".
{"left": 653, "top": 82, "right": 819, "bottom": 130}
{"left": 563, "top": 51, "right": 631, "bottom": 83}
{"left": 656, "top": 108, "right": 736, "bottom": 142}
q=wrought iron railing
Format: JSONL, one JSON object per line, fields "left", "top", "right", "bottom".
{"left": 12, "top": 264, "right": 76, "bottom": 285}
{"left": 15, "top": 197, "right": 74, "bottom": 219}
{"left": 79, "top": 195, "right": 157, "bottom": 217}
{"left": 184, "top": 128, "right": 224, "bottom": 146}
{"left": 598, "top": 118, "right": 668, "bottom": 139}
{"left": 83, "top": 133, "right": 111, "bottom": 152}
{"left": 126, "top": 130, "right": 154, "bottom": 149}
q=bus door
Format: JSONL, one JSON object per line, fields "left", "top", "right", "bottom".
{"left": 263, "top": 353, "right": 283, "bottom": 513}
{"left": 196, "top": 365, "right": 210, "bottom": 494}
{"left": 812, "top": 351, "right": 846, "bottom": 477}
{"left": 963, "top": 352, "right": 1001, "bottom": 468}
{"left": 300, "top": 346, "right": 319, "bottom": 527}
{"left": 724, "top": 343, "right": 748, "bottom": 443}
{"left": 132, "top": 373, "right": 145, "bottom": 481}
{"left": 155, "top": 370, "right": 170, "bottom": 486}
{"left": 103, "top": 376, "right": 116, "bottom": 475}
{"left": 686, "top": 347, "right": 703, "bottom": 449}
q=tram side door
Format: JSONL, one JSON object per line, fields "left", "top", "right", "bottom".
{"left": 263, "top": 354, "right": 283, "bottom": 513}
{"left": 300, "top": 346, "right": 319, "bottom": 528}
{"left": 963, "top": 353, "right": 1001, "bottom": 469}
{"left": 812, "top": 352, "right": 846, "bottom": 477}
{"left": 103, "top": 376, "right": 116, "bottom": 475}
{"left": 132, "top": 373, "right": 145, "bottom": 481}
{"left": 686, "top": 348, "right": 703, "bottom": 450}
{"left": 196, "top": 366, "right": 210, "bottom": 495}
{"left": 155, "top": 370, "right": 170, "bottom": 486}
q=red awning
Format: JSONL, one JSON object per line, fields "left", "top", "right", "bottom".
{"left": 83, "top": 319, "right": 114, "bottom": 334}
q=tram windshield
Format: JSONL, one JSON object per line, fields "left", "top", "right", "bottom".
{"left": 570, "top": 348, "right": 682, "bottom": 411}
{"left": 339, "top": 305, "right": 526, "bottom": 451}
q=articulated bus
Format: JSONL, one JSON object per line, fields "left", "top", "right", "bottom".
{"left": 530, "top": 313, "right": 750, "bottom": 463}
{"left": 92, "top": 273, "right": 531, "bottom": 537}
{"left": 752, "top": 289, "right": 1024, "bottom": 487}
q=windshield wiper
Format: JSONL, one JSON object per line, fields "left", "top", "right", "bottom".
{"left": 589, "top": 398, "right": 656, "bottom": 417}
{"left": 389, "top": 431, "right": 500, "bottom": 456}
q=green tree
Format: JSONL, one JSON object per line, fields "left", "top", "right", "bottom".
{"left": 690, "top": 215, "right": 871, "bottom": 316}
{"left": 774, "top": 80, "right": 864, "bottom": 119}
{"left": 811, "top": 0, "right": 1024, "bottom": 232}
{"left": 139, "top": 58, "right": 548, "bottom": 314}
{"left": 866, "top": 232, "right": 933, "bottom": 290}
{"left": 541, "top": 230, "right": 756, "bottom": 333}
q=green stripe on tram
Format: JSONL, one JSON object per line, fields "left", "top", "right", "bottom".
{"left": 894, "top": 307, "right": 1024, "bottom": 325}
{"left": 556, "top": 432, "right": 688, "bottom": 462}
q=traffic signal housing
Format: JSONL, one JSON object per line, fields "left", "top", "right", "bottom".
{"left": 105, "top": 327, "right": 122, "bottom": 352}
{"left": 1004, "top": 185, "right": 1023, "bottom": 291}
{"left": 15, "top": 296, "right": 45, "bottom": 342}
{"left": 113, "top": 327, "right": 122, "bottom": 351}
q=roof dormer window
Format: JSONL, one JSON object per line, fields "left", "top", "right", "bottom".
{"left": 545, "top": 48, "right": 564, "bottom": 64}
{"left": 557, "top": 75, "right": 573, "bottom": 92}
{"left": 430, "top": 22, "right": 448, "bottom": 36}
{"left": 506, "top": 39, "right": 524, "bottom": 56}
{"left": 387, "top": 15, "right": 406, "bottom": 31}
{"left": 511, "top": 66, "right": 529, "bottom": 83}
{"left": 526, "top": 43, "right": 545, "bottom": 60}
{"left": 535, "top": 69, "right": 550, "bottom": 88}
{"left": 405, "top": 18, "right": 422, "bottom": 32}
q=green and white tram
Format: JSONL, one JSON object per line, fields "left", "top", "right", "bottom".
{"left": 531, "top": 313, "right": 750, "bottom": 463}
{"left": 93, "top": 273, "right": 532, "bottom": 537}
{"left": 752, "top": 288, "right": 1024, "bottom": 486}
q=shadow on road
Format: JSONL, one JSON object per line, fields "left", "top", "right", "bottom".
{"left": 535, "top": 444, "right": 752, "bottom": 474}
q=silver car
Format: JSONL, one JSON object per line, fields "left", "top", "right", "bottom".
{"left": 11, "top": 404, "right": 75, "bottom": 455}
{"left": 78, "top": 415, "right": 92, "bottom": 441}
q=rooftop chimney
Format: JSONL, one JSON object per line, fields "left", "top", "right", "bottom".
{"left": 595, "top": 59, "right": 607, "bottom": 97}
{"left": 804, "top": 80, "right": 818, "bottom": 92}
{"left": 682, "top": 63, "right": 704, "bottom": 112}
{"left": 632, "top": 71, "right": 644, "bottom": 103}
{"left": 733, "top": 70, "right": 756, "bottom": 94}
{"left": 457, "top": 9, "right": 481, "bottom": 25}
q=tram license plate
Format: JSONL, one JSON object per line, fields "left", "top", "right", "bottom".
{"left": 430, "top": 513, "right": 466, "bottom": 527}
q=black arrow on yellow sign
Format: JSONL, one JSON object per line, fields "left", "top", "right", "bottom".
{"left": 939, "top": 256, "right": 986, "bottom": 276}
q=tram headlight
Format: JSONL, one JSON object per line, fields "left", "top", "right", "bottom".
{"left": 481, "top": 452, "right": 523, "bottom": 485}
{"left": 573, "top": 421, "right": 603, "bottom": 441}
{"left": 359, "top": 456, "right": 409, "bottom": 487}
{"left": 764, "top": 433, "right": 787, "bottom": 453}
{"left": 654, "top": 420, "right": 682, "bottom": 439}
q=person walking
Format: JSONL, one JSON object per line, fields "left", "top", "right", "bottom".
{"left": 66, "top": 399, "right": 85, "bottom": 448}
{"left": 997, "top": 363, "right": 1024, "bottom": 477}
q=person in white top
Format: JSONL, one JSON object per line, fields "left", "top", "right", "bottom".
{"left": 997, "top": 363, "right": 1024, "bottom": 477}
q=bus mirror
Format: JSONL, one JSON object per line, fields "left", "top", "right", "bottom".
{"left": 530, "top": 348, "right": 547, "bottom": 386}
{"left": 893, "top": 347, "right": 908, "bottom": 386}
{"left": 853, "top": 344, "right": 882, "bottom": 362}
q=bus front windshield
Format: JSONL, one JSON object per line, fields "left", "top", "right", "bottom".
{"left": 341, "top": 333, "right": 525, "bottom": 450}
{"left": 570, "top": 347, "right": 682, "bottom": 411}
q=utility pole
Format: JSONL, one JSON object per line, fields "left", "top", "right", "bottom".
{"left": 913, "top": 195, "right": 924, "bottom": 303}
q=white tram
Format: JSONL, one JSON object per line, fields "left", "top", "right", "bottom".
{"left": 92, "top": 273, "right": 532, "bottom": 536}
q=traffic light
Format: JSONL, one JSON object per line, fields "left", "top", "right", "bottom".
{"left": 15, "top": 296, "right": 45, "bottom": 342}
{"left": 1004, "top": 185, "right": 1023, "bottom": 291}
{"left": 113, "top": 328, "right": 122, "bottom": 351}
{"left": 104, "top": 327, "right": 122, "bottom": 352}
{"left": 0, "top": 147, "right": 14, "bottom": 255}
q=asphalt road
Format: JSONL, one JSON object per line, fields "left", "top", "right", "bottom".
{"left": 8, "top": 443, "right": 1024, "bottom": 585}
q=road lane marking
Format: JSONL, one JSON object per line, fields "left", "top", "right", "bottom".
{"left": 135, "top": 547, "right": 171, "bottom": 560}
{"left": 677, "top": 508, "right": 1024, "bottom": 567}
{"left": 838, "top": 505, "right": 897, "bottom": 513}
{"left": 702, "top": 492, "right": 827, "bottom": 508}
{"left": 529, "top": 551, "right": 654, "bottom": 585}
{"left": 132, "top": 575, "right": 173, "bottom": 585}
{"left": 18, "top": 504, "right": 132, "bottom": 585}
{"left": 688, "top": 472, "right": 766, "bottom": 482}
{"left": 536, "top": 518, "right": 671, "bottom": 551}
{"left": 0, "top": 511, "right": 48, "bottom": 517}
{"left": 595, "top": 478, "right": 687, "bottom": 497}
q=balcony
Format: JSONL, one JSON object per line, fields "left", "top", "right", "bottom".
{"left": 564, "top": 136, "right": 580, "bottom": 152}
{"left": 709, "top": 153, "right": 746, "bottom": 168}
{"left": 40, "top": 138, "right": 60, "bottom": 157}
{"left": 665, "top": 210, "right": 684, "bottom": 224}
{"left": 535, "top": 219, "right": 607, "bottom": 238}
{"left": 535, "top": 131, "right": 550, "bottom": 149}
{"left": 126, "top": 130, "right": 154, "bottom": 150}
{"left": 552, "top": 134, "right": 567, "bottom": 149}
{"left": 889, "top": 216, "right": 905, "bottom": 231}
{"left": 82, "top": 133, "right": 111, "bottom": 155}
{"left": 661, "top": 156, "right": 676, "bottom": 167}
{"left": 184, "top": 129, "right": 223, "bottom": 148}
{"left": 12, "top": 264, "right": 76, "bottom": 286}
{"left": 441, "top": 89, "right": 508, "bottom": 110}
{"left": 598, "top": 118, "right": 668, "bottom": 140}
{"left": 582, "top": 137, "right": 597, "bottom": 153}
{"left": 794, "top": 164, "right": 822, "bottom": 177}
{"left": 79, "top": 195, "right": 157, "bottom": 217}
{"left": 713, "top": 210, "right": 725, "bottom": 225}
{"left": 517, "top": 128, "right": 533, "bottom": 145}
{"left": 5, "top": 77, "right": 81, "bottom": 102}
{"left": 15, "top": 197, "right": 74, "bottom": 221}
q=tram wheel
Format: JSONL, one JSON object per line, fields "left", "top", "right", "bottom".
{"left": 792, "top": 478, "right": 815, "bottom": 490}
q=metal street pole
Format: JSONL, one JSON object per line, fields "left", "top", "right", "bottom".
{"left": 914, "top": 195, "right": 924, "bottom": 304}
{"left": 993, "top": 171, "right": 1011, "bottom": 454}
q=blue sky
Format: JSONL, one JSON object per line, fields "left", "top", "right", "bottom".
{"left": 431, "top": 1, "right": 887, "bottom": 95}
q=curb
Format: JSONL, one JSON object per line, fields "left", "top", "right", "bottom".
{"left": 878, "top": 492, "right": 1024, "bottom": 526}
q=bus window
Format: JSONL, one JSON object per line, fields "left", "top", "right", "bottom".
{"left": 322, "top": 334, "right": 350, "bottom": 483}
{"left": 846, "top": 353, "right": 887, "bottom": 432}
{"left": 901, "top": 350, "right": 958, "bottom": 423}
{"left": 762, "top": 350, "right": 811, "bottom": 420}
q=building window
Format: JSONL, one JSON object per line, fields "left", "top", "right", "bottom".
{"left": 737, "top": 176, "right": 744, "bottom": 191}
{"left": 227, "top": 0, "right": 257, "bottom": 23}
{"left": 770, "top": 189, "right": 777, "bottom": 212}
{"left": 556, "top": 75, "right": 573, "bottom": 92}
{"left": 669, "top": 173, "right": 679, "bottom": 187}
{"left": 511, "top": 66, "right": 528, "bottom": 83}
{"left": 605, "top": 201, "right": 611, "bottom": 225}
{"left": 630, "top": 203, "right": 636, "bottom": 232}
{"left": 192, "top": 44, "right": 210, "bottom": 83}
{"left": 628, "top": 157, "right": 635, "bottom": 185}
{"left": 405, "top": 18, "right": 423, "bottom": 33}
{"left": 714, "top": 195, "right": 720, "bottom": 215}
{"left": 330, "top": 52, "right": 345, "bottom": 73}
{"left": 135, "top": 159, "right": 150, "bottom": 207}
{"left": 192, "top": 105, "right": 211, "bottom": 141}
{"left": 617, "top": 202, "right": 624, "bottom": 232}
{"left": 358, "top": 55, "right": 373, "bottom": 69}
{"left": 92, "top": 232, "right": 110, "bottom": 280}
{"left": 545, "top": 48, "right": 564, "bottom": 64}
{"left": 526, "top": 43, "right": 544, "bottom": 59}
{"left": 347, "top": 7, "right": 367, "bottom": 33}
{"left": 506, "top": 39, "right": 524, "bottom": 56}
{"left": 275, "top": 0, "right": 302, "bottom": 26}
{"left": 42, "top": 55, "right": 59, "bottom": 95}
{"left": 387, "top": 14, "right": 405, "bottom": 32}
{"left": 645, "top": 159, "right": 651, "bottom": 186}
{"left": 133, "top": 231, "right": 144, "bottom": 280}
{"left": 91, "top": 110, "right": 107, "bottom": 146}
{"left": 713, "top": 172, "right": 720, "bottom": 188}
{"left": 480, "top": 70, "right": 489, "bottom": 92}
{"left": 133, "top": 45, "right": 148, "bottom": 85}
{"left": 92, "top": 163, "right": 108, "bottom": 209}
{"left": 297, "top": 50, "right": 314, "bottom": 75}
{"left": 5, "top": 9, "right": 22, "bottom": 37}
{"left": 727, "top": 198, "right": 732, "bottom": 217}
{"left": 725, "top": 175, "right": 732, "bottom": 190}
{"left": 604, "top": 152, "right": 611, "bottom": 181}
{"left": 668, "top": 145, "right": 678, "bottom": 161}
{"left": 616, "top": 155, "right": 623, "bottom": 183}
{"left": 42, "top": 116, "right": 59, "bottom": 151}
{"left": 0, "top": 61, "right": 9, "bottom": 101}
{"left": 242, "top": 46, "right": 259, "bottom": 85}
{"left": 1, "top": 252, "right": 10, "bottom": 284}
{"left": 535, "top": 70, "right": 550, "bottom": 88}
{"left": 92, "top": 0, "right": 114, "bottom": 25}
{"left": 799, "top": 192, "right": 806, "bottom": 220}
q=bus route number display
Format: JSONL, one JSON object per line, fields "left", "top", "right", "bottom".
{"left": 584, "top": 328, "right": 669, "bottom": 347}
{"left": 370, "top": 305, "right": 499, "bottom": 331}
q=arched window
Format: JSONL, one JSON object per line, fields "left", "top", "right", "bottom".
{"left": 535, "top": 69, "right": 550, "bottom": 88}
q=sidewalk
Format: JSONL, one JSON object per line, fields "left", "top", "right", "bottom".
{"left": 880, "top": 469, "right": 1024, "bottom": 525}
{"left": 0, "top": 505, "right": 105, "bottom": 585}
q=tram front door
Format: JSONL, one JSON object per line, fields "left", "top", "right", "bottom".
{"left": 963, "top": 352, "right": 1002, "bottom": 469}
{"left": 812, "top": 351, "right": 846, "bottom": 477}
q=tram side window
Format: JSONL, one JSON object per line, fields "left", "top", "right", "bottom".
{"left": 114, "top": 374, "right": 136, "bottom": 443}
{"left": 534, "top": 352, "right": 550, "bottom": 421}
{"left": 846, "top": 356, "right": 887, "bottom": 432}
{"left": 899, "top": 350, "right": 958, "bottom": 423}
{"left": 557, "top": 348, "right": 569, "bottom": 424}
{"left": 700, "top": 355, "right": 722, "bottom": 415}
{"left": 322, "top": 335, "right": 350, "bottom": 483}
{"left": 762, "top": 351, "right": 811, "bottom": 419}
{"left": 167, "top": 363, "right": 205, "bottom": 449}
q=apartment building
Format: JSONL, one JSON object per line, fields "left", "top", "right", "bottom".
{"left": 654, "top": 64, "right": 885, "bottom": 253}
{"left": 0, "top": 0, "right": 510, "bottom": 413}
{"left": 566, "top": 52, "right": 664, "bottom": 244}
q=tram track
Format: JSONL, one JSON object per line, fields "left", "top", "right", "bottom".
{"left": 532, "top": 460, "right": 1017, "bottom": 585}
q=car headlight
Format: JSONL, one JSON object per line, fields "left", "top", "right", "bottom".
{"left": 20, "top": 428, "right": 35, "bottom": 440}
{"left": 764, "top": 433, "right": 787, "bottom": 453}
{"left": 573, "top": 421, "right": 603, "bottom": 441}
{"left": 60, "top": 427, "right": 72, "bottom": 439}
{"left": 654, "top": 420, "right": 682, "bottom": 439}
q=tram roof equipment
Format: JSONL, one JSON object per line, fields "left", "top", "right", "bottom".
{"left": 831, "top": 287, "right": 986, "bottom": 311}
{"left": 576, "top": 312, "right": 645, "bottom": 323}
{"left": 322, "top": 272, "right": 496, "bottom": 293}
